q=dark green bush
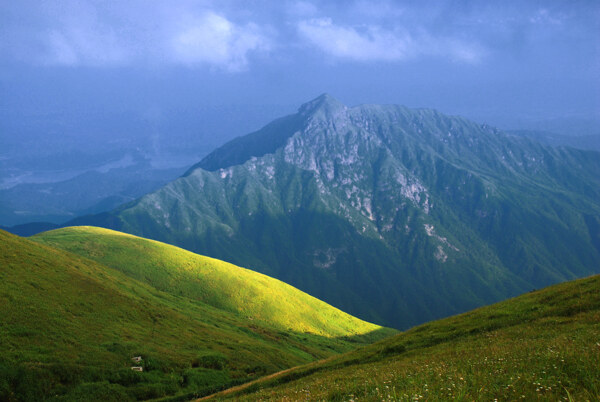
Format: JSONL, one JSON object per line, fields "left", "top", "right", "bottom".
{"left": 130, "top": 382, "right": 174, "bottom": 400}
{"left": 183, "top": 368, "right": 229, "bottom": 389}
{"left": 382, "top": 343, "right": 406, "bottom": 355}
{"left": 142, "top": 356, "right": 170, "bottom": 372}
{"left": 107, "top": 367, "right": 143, "bottom": 386}
{"left": 18, "top": 366, "right": 55, "bottom": 400}
{"left": 191, "top": 352, "right": 228, "bottom": 370}
{"left": 64, "top": 381, "right": 133, "bottom": 402}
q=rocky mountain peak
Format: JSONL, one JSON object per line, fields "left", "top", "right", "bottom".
{"left": 298, "top": 93, "right": 348, "bottom": 120}
{"left": 186, "top": 94, "right": 350, "bottom": 174}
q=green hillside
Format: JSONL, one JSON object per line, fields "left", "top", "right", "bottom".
{"left": 0, "top": 228, "right": 393, "bottom": 401}
{"left": 32, "top": 226, "right": 387, "bottom": 338}
{"left": 207, "top": 276, "right": 600, "bottom": 401}
{"left": 208, "top": 274, "right": 600, "bottom": 401}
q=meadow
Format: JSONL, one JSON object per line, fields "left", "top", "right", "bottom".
{"left": 206, "top": 274, "right": 600, "bottom": 400}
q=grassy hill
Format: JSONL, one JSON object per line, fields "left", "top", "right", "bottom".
{"left": 207, "top": 274, "right": 600, "bottom": 401}
{"left": 0, "top": 228, "right": 393, "bottom": 401}
{"left": 32, "top": 226, "right": 388, "bottom": 338}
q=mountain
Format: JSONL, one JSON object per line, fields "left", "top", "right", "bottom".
{"left": 0, "top": 228, "right": 392, "bottom": 400}
{"left": 210, "top": 274, "right": 600, "bottom": 400}
{"left": 72, "top": 94, "right": 600, "bottom": 329}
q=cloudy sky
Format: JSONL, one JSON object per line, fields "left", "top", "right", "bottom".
{"left": 1, "top": 0, "right": 599, "bottom": 147}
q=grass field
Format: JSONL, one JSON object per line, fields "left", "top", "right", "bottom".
{"left": 1, "top": 228, "right": 393, "bottom": 400}
{"left": 206, "top": 274, "right": 600, "bottom": 401}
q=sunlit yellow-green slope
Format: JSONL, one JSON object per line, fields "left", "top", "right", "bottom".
{"left": 1, "top": 228, "right": 393, "bottom": 400}
{"left": 34, "top": 226, "right": 391, "bottom": 338}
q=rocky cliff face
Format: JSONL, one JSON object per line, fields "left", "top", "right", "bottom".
{"left": 90, "top": 94, "right": 600, "bottom": 328}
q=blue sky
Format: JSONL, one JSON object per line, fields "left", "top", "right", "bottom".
{"left": 1, "top": 0, "right": 599, "bottom": 145}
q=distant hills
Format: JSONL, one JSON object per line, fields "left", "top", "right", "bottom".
{"left": 0, "top": 158, "right": 186, "bottom": 227}
{"left": 0, "top": 227, "right": 392, "bottom": 400}
{"left": 0, "top": 104, "right": 294, "bottom": 228}
{"left": 67, "top": 94, "right": 600, "bottom": 329}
